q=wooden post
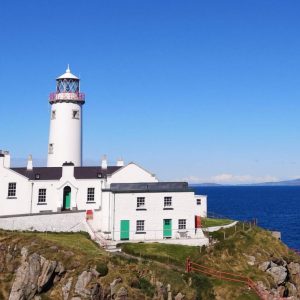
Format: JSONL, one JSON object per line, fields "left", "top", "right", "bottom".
{"left": 186, "top": 257, "right": 191, "bottom": 273}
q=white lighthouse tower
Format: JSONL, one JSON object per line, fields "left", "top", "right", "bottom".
{"left": 47, "top": 66, "right": 85, "bottom": 167}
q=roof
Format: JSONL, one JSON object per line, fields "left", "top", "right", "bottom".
{"left": 74, "top": 166, "right": 121, "bottom": 179}
{"left": 109, "top": 182, "right": 192, "bottom": 193}
{"left": 11, "top": 167, "right": 62, "bottom": 180}
{"left": 56, "top": 65, "right": 79, "bottom": 80}
{"left": 11, "top": 166, "right": 121, "bottom": 180}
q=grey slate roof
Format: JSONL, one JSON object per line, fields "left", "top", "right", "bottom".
{"left": 109, "top": 182, "right": 192, "bottom": 193}
{"left": 11, "top": 166, "right": 121, "bottom": 180}
{"left": 74, "top": 166, "right": 121, "bottom": 179}
{"left": 11, "top": 167, "right": 62, "bottom": 180}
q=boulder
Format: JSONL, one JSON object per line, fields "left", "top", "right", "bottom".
{"left": 91, "top": 283, "right": 102, "bottom": 300}
{"left": 110, "top": 277, "right": 122, "bottom": 297}
{"left": 175, "top": 292, "right": 185, "bottom": 299}
{"left": 75, "top": 271, "right": 93, "bottom": 297}
{"left": 266, "top": 266, "right": 287, "bottom": 285}
{"left": 116, "top": 286, "right": 128, "bottom": 300}
{"left": 258, "top": 261, "right": 270, "bottom": 272}
{"left": 285, "top": 282, "right": 298, "bottom": 297}
{"left": 9, "top": 253, "right": 41, "bottom": 300}
{"left": 62, "top": 277, "right": 73, "bottom": 300}
{"left": 288, "top": 262, "right": 300, "bottom": 275}
{"left": 37, "top": 259, "right": 57, "bottom": 292}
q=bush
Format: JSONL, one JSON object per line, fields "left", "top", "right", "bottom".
{"left": 95, "top": 261, "right": 108, "bottom": 276}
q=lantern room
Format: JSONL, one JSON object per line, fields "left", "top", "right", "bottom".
{"left": 56, "top": 65, "right": 80, "bottom": 93}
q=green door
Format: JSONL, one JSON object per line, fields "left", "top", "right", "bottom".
{"left": 120, "top": 220, "right": 130, "bottom": 240}
{"left": 63, "top": 186, "right": 71, "bottom": 210}
{"left": 65, "top": 192, "right": 71, "bottom": 209}
{"left": 163, "top": 219, "right": 172, "bottom": 238}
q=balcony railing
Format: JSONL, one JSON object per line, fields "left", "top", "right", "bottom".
{"left": 49, "top": 92, "right": 85, "bottom": 103}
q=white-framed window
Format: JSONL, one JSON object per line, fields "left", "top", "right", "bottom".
{"left": 72, "top": 110, "right": 80, "bottom": 119}
{"left": 136, "top": 220, "right": 145, "bottom": 232}
{"left": 48, "top": 143, "right": 54, "bottom": 154}
{"left": 51, "top": 110, "right": 56, "bottom": 119}
{"left": 87, "top": 188, "right": 95, "bottom": 202}
{"left": 196, "top": 198, "right": 201, "bottom": 205}
{"left": 178, "top": 219, "right": 186, "bottom": 230}
{"left": 8, "top": 182, "right": 16, "bottom": 197}
{"left": 164, "top": 196, "right": 172, "bottom": 207}
{"left": 38, "top": 189, "right": 46, "bottom": 203}
{"left": 137, "top": 197, "right": 145, "bottom": 208}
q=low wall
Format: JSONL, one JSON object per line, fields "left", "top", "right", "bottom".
{"left": 0, "top": 211, "right": 87, "bottom": 232}
{"left": 203, "top": 221, "right": 238, "bottom": 232}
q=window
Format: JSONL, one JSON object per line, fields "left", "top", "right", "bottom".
{"left": 38, "top": 189, "right": 46, "bottom": 203}
{"left": 8, "top": 182, "right": 16, "bottom": 197}
{"left": 164, "top": 197, "right": 172, "bottom": 207}
{"left": 137, "top": 197, "right": 145, "bottom": 208}
{"left": 136, "top": 220, "right": 145, "bottom": 232}
{"left": 72, "top": 110, "right": 80, "bottom": 119}
{"left": 196, "top": 198, "right": 201, "bottom": 205}
{"left": 178, "top": 219, "right": 186, "bottom": 230}
{"left": 87, "top": 188, "right": 95, "bottom": 202}
{"left": 51, "top": 110, "right": 56, "bottom": 119}
{"left": 48, "top": 143, "right": 54, "bottom": 154}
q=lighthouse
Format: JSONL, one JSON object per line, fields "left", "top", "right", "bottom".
{"left": 47, "top": 66, "right": 85, "bottom": 167}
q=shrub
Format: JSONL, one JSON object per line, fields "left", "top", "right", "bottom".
{"left": 95, "top": 261, "right": 108, "bottom": 276}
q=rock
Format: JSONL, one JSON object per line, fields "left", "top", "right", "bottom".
{"left": 34, "top": 296, "right": 42, "bottom": 300}
{"left": 258, "top": 261, "right": 270, "bottom": 272}
{"left": 37, "top": 259, "right": 57, "bottom": 292}
{"left": 20, "top": 247, "right": 28, "bottom": 260}
{"left": 286, "top": 282, "right": 297, "bottom": 297}
{"left": 288, "top": 262, "right": 300, "bottom": 275}
{"left": 62, "top": 277, "right": 73, "bottom": 300}
{"left": 71, "top": 298, "right": 82, "bottom": 300}
{"left": 244, "top": 254, "right": 256, "bottom": 266}
{"left": 267, "top": 266, "right": 287, "bottom": 285}
{"left": 50, "top": 245, "right": 58, "bottom": 251}
{"left": 116, "top": 286, "right": 128, "bottom": 300}
{"left": 270, "top": 261, "right": 278, "bottom": 268}
{"left": 55, "top": 262, "right": 65, "bottom": 275}
{"left": 91, "top": 268, "right": 100, "bottom": 278}
{"left": 9, "top": 253, "right": 41, "bottom": 300}
{"left": 175, "top": 293, "right": 185, "bottom": 300}
{"left": 155, "top": 281, "right": 166, "bottom": 299}
{"left": 91, "top": 283, "right": 102, "bottom": 300}
{"left": 277, "top": 285, "right": 285, "bottom": 297}
{"left": 75, "top": 271, "right": 93, "bottom": 297}
{"left": 110, "top": 277, "right": 122, "bottom": 297}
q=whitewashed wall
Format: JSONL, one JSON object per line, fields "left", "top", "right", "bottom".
{"left": 111, "top": 191, "right": 205, "bottom": 241}
{"left": 0, "top": 211, "right": 86, "bottom": 232}
{"left": 107, "top": 163, "right": 158, "bottom": 185}
{"left": 0, "top": 167, "right": 32, "bottom": 215}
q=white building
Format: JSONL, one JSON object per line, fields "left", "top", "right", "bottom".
{"left": 0, "top": 67, "right": 208, "bottom": 246}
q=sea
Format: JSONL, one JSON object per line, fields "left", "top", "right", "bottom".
{"left": 192, "top": 186, "right": 300, "bottom": 250}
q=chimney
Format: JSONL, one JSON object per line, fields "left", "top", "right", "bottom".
{"left": 27, "top": 154, "right": 33, "bottom": 170}
{"left": 1, "top": 151, "right": 11, "bottom": 168}
{"left": 116, "top": 158, "right": 124, "bottom": 167}
{"left": 101, "top": 155, "right": 107, "bottom": 169}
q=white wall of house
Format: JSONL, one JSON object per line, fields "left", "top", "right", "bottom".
{"left": 107, "top": 163, "right": 158, "bottom": 185}
{"left": 194, "top": 195, "right": 207, "bottom": 217}
{"left": 0, "top": 166, "right": 32, "bottom": 215}
{"left": 111, "top": 191, "right": 205, "bottom": 242}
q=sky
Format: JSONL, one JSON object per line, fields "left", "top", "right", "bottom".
{"left": 1, "top": 1, "right": 300, "bottom": 184}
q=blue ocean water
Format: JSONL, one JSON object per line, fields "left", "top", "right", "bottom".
{"left": 192, "top": 186, "right": 300, "bottom": 250}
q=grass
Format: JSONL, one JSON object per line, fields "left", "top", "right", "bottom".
{"left": 201, "top": 217, "right": 234, "bottom": 227}
{"left": 120, "top": 242, "right": 201, "bottom": 266}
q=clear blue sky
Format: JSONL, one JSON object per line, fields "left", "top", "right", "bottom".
{"left": 1, "top": 1, "right": 300, "bottom": 183}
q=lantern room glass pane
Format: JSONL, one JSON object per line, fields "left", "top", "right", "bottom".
{"left": 56, "top": 79, "right": 79, "bottom": 93}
